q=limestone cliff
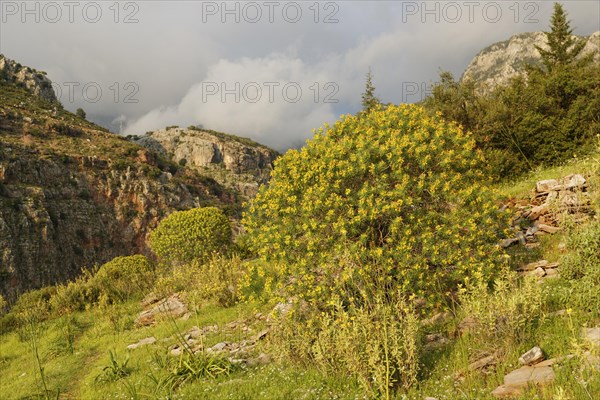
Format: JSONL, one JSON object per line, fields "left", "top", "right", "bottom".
{"left": 0, "top": 54, "right": 57, "bottom": 102}
{"left": 462, "top": 31, "right": 600, "bottom": 93}
{"left": 135, "top": 128, "right": 278, "bottom": 198}
{"left": 0, "top": 74, "right": 234, "bottom": 299}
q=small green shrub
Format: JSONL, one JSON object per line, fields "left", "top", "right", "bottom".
{"left": 92, "top": 255, "right": 153, "bottom": 303}
{"left": 49, "top": 270, "right": 97, "bottom": 314}
{"left": 149, "top": 207, "right": 232, "bottom": 266}
{"left": 11, "top": 286, "right": 56, "bottom": 320}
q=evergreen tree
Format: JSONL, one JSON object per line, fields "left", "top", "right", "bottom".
{"left": 534, "top": 3, "right": 587, "bottom": 72}
{"left": 361, "top": 68, "right": 380, "bottom": 112}
{"left": 76, "top": 108, "right": 86, "bottom": 120}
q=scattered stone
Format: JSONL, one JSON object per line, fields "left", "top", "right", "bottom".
{"left": 518, "top": 346, "right": 545, "bottom": 365}
{"left": 254, "top": 329, "right": 269, "bottom": 341}
{"left": 247, "top": 352, "right": 272, "bottom": 367}
{"left": 583, "top": 351, "right": 600, "bottom": 370}
{"left": 544, "top": 269, "right": 559, "bottom": 279}
{"left": 504, "top": 365, "right": 555, "bottom": 387}
{"left": 127, "top": 336, "right": 157, "bottom": 350}
{"left": 534, "top": 355, "right": 574, "bottom": 367}
{"left": 211, "top": 342, "right": 229, "bottom": 352}
{"left": 421, "top": 311, "right": 451, "bottom": 326}
{"left": 536, "top": 179, "right": 559, "bottom": 193}
{"left": 267, "top": 301, "right": 293, "bottom": 323}
{"left": 528, "top": 204, "right": 550, "bottom": 220}
{"left": 500, "top": 237, "right": 519, "bottom": 248}
{"left": 135, "top": 294, "right": 188, "bottom": 326}
{"left": 468, "top": 353, "right": 498, "bottom": 371}
{"left": 531, "top": 267, "right": 546, "bottom": 278}
{"left": 424, "top": 333, "right": 449, "bottom": 350}
{"left": 492, "top": 365, "right": 555, "bottom": 398}
{"left": 538, "top": 224, "right": 560, "bottom": 234}
{"left": 582, "top": 327, "right": 600, "bottom": 347}
{"left": 520, "top": 260, "right": 548, "bottom": 271}
{"left": 141, "top": 292, "right": 161, "bottom": 307}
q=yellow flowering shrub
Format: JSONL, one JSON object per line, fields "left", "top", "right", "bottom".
{"left": 244, "top": 104, "right": 509, "bottom": 308}
{"left": 149, "top": 207, "right": 232, "bottom": 265}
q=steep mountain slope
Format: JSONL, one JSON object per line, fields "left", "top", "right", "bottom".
{"left": 462, "top": 31, "right": 599, "bottom": 92}
{"left": 0, "top": 60, "right": 236, "bottom": 299}
{"left": 135, "top": 127, "right": 278, "bottom": 198}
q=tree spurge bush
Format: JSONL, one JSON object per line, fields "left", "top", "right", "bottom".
{"left": 149, "top": 207, "right": 232, "bottom": 266}
{"left": 244, "top": 104, "right": 510, "bottom": 309}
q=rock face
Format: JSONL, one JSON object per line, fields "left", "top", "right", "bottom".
{"left": 0, "top": 68, "right": 234, "bottom": 298}
{"left": 462, "top": 31, "right": 600, "bottom": 93}
{"left": 135, "top": 127, "right": 278, "bottom": 198}
{"left": 502, "top": 173, "right": 592, "bottom": 250}
{"left": 0, "top": 54, "right": 57, "bottom": 102}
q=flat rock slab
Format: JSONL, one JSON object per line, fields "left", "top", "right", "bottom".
{"left": 520, "top": 260, "right": 548, "bottom": 271}
{"left": 582, "top": 327, "right": 600, "bottom": 347}
{"left": 504, "top": 365, "right": 555, "bottom": 387}
{"left": 135, "top": 294, "right": 188, "bottom": 326}
{"left": 493, "top": 365, "right": 555, "bottom": 398}
{"left": 127, "top": 336, "right": 156, "bottom": 350}
{"left": 468, "top": 354, "right": 498, "bottom": 371}
{"left": 519, "top": 346, "right": 545, "bottom": 365}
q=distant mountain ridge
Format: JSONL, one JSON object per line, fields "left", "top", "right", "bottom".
{"left": 135, "top": 127, "right": 279, "bottom": 198}
{"left": 461, "top": 31, "right": 600, "bottom": 92}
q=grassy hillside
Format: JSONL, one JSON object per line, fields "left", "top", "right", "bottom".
{"left": 0, "top": 123, "right": 597, "bottom": 400}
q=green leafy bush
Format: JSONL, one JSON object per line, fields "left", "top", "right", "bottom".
{"left": 149, "top": 207, "right": 232, "bottom": 265}
{"left": 49, "top": 271, "right": 97, "bottom": 313}
{"left": 92, "top": 255, "right": 153, "bottom": 303}
{"left": 244, "top": 104, "right": 508, "bottom": 308}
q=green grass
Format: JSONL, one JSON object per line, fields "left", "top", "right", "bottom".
{"left": 0, "top": 298, "right": 364, "bottom": 399}
{"left": 498, "top": 145, "right": 599, "bottom": 199}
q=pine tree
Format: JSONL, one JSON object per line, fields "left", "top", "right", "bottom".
{"left": 535, "top": 3, "right": 587, "bottom": 72}
{"left": 361, "top": 68, "right": 380, "bottom": 112}
{"left": 76, "top": 108, "right": 86, "bottom": 120}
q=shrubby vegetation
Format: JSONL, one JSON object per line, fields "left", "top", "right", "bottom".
{"left": 1, "top": 4, "right": 598, "bottom": 399}
{"left": 149, "top": 207, "right": 233, "bottom": 265}
{"left": 243, "top": 104, "right": 511, "bottom": 395}
{"left": 424, "top": 3, "right": 600, "bottom": 179}
{"left": 560, "top": 219, "right": 600, "bottom": 315}
{"left": 244, "top": 104, "right": 508, "bottom": 308}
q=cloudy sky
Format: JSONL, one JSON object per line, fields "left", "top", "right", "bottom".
{"left": 1, "top": 1, "right": 598, "bottom": 150}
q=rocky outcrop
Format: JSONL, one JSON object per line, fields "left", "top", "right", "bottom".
{"left": 502, "top": 174, "right": 592, "bottom": 249}
{"left": 135, "top": 127, "right": 278, "bottom": 198}
{"left": 0, "top": 78, "right": 233, "bottom": 299}
{"left": 0, "top": 54, "right": 57, "bottom": 102}
{"left": 462, "top": 31, "right": 600, "bottom": 93}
